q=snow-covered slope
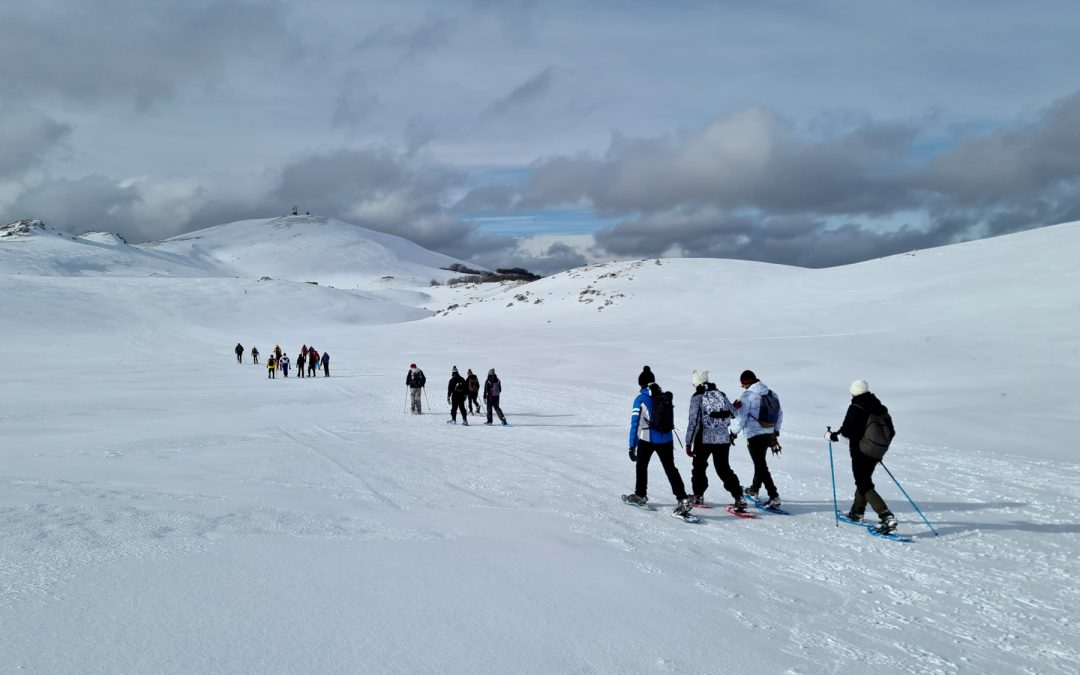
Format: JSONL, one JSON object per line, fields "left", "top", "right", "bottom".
{"left": 1, "top": 222, "right": 1078, "bottom": 673}
{"left": 146, "top": 215, "right": 473, "bottom": 288}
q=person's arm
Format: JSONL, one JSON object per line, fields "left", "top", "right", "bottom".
{"left": 628, "top": 394, "right": 643, "bottom": 448}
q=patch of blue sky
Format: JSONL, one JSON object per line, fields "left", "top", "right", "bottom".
{"left": 465, "top": 209, "right": 620, "bottom": 237}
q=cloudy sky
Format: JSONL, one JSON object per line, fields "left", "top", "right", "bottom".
{"left": 3, "top": 1, "right": 1080, "bottom": 273}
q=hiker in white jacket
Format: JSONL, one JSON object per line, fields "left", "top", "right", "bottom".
{"left": 730, "top": 370, "right": 783, "bottom": 510}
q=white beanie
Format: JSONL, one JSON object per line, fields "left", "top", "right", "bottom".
{"left": 692, "top": 369, "right": 709, "bottom": 387}
{"left": 850, "top": 379, "right": 869, "bottom": 396}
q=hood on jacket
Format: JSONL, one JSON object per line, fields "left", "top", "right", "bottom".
{"left": 852, "top": 391, "right": 887, "bottom": 414}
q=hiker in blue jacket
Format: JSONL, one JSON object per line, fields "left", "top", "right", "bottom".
{"left": 625, "top": 366, "right": 692, "bottom": 518}
{"left": 730, "top": 369, "right": 783, "bottom": 509}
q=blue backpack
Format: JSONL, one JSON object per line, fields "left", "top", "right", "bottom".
{"left": 755, "top": 390, "right": 781, "bottom": 428}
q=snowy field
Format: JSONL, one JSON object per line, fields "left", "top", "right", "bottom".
{"left": 1, "top": 217, "right": 1078, "bottom": 673}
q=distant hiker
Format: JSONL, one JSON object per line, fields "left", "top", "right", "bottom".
{"left": 406, "top": 364, "right": 426, "bottom": 414}
{"left": 447, "top": 366, "right": 469, "bottom": 425}
{"left": 483, "top": 369, "right": 508, "bottom": 425}
{"left": 466, "top": 369, "right": 481, "bottom": 413}
{"left": 308, "top": 349, "right": 319, "bottom": 377}
{"left": 267, "top": 355, "right": 277, "bottom": 379}
{"left": 252, "top": 347, "right": 260, "bottom": 364}
{"left": 235, "top": 343, "right": 244, "bottom": 364}
{"left": 625, "top": 366, "right": 693, "bottom": 519}
{"left": 292, "top": 205, "right": 299, "bottom": 216}
{"left": 730, "top": 370, "right": 783, "bottom": 510}
{"left": 827, "top": 380, "right": 898, "bottom": 534}
{"left": 301, "top": 345, "right": 308, "bottom": 359}
{"left": 321, "top": 351, "right": 330, "bottom": 376}
{"left": 297, "top": 352, "right": 306, "bottom": 378}
{"left": 274, "top": 344, "right": 282, "bottom": 361}
{"left": 280, "top": 354, "right": 290, "bottom": 378}
{"left": 684, "top": 369, "right": 745, "bottom": 511}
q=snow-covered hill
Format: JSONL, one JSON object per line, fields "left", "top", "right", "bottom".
{"left": 1, "top": 221, "right": 1078, "bottom": 673}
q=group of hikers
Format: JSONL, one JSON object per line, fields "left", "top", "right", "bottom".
{"left": 234, "top": 343, "right": 330, "bottom": 378}
{"left": 628, "top": 366, "right": 899, "bottom": 534}
{"left": 405, "top": 364, "right": 508, "bottom": 426}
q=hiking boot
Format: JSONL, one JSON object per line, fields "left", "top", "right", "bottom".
{"left": 624, "top": 494, "right": 648, "bottom": 507}
{"left": 483, "top": 421, "right": 493, "bottom": 425}
{"left": 743, "top": 487, "right": 759, "bottom": 501}
{"left": 732, "top": 498, "right": 748, "bottom": 513}
{"left": 672, "top": 499, "right": 693, "bottom": 517}
{"left": 689, "top": 495, "right": 705, "bottom": 507}
{"left": 843, "top": 511, "right": 864, "bottom": 523}
{"left": 763, "top": 496, "right": 782, "bottom": 510}
{"left": 462, "top": 420, "right": 469, "bottom": 426}
{"left": 501, "top": 420, "right": 509, "bottom": 426}
{"left": 875, "top": 512, "right": 898, "bottom": 534}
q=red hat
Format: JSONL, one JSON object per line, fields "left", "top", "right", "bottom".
{"left": 410, "top": 363, "right": 417, "bottom": 368}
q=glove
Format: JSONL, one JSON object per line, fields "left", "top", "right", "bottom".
{"left": 628, "top": 447, "right": 637, "bottom": 462}
{"left": 771, "top": 442, "right": 783, "bottom": 456}
{"left": 446, "top": 397, "right": 451, "bottom": 404}
{"left": 830, "top": 432, "right": 840, "bottom": 442}
{"left": 733, "top": 400, "right": 743, "bottom": 409}
{"left": 824, "top": 430, "right": 833, "bottom": 441}
{"left": 685, "top": 444, "right": 694, "bottom": 458}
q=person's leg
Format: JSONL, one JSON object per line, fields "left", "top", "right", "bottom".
{"left": 690, "top": 444, "right": 711, "bottom": 497}
{"left": 851, "top": 451, "right": 889, "bottom": 516}
{"left": 747, "top": 435, "right": 778, "bottom": 498}
{"left": 492, "top": 397, "right": 505, "bottom": 422}
{"left": 486, "top": 397, "right": 494, "bottom": 423}
{"left": 713, "top": 443, "right": 743, "bottom": 500}
{"left": 634, "top": 441, "right": 656, "bottom": 499}
{"left": 654, "top": 442, "right": 689, "bottom": 501}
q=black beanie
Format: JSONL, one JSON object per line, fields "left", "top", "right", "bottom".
{"left": 637, "top": 365, "right": 655, "bottom": 388}
{"left": 739, "top": 369, "right": 758, "bottom": 385}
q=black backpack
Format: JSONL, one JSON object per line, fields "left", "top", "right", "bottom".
{"left": 648, "top": 383, "right": 674, "bottom": 433}
{"left": 454, "top": 378, "right": 466, "bottom": 396}
{"left": 415, "top": 370, "right": 426, "bottom": 388}
{"left": 855, "top": 404, "right": 895, "bottom": 459}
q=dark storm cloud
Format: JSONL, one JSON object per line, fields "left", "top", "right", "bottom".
{"left": 6, "top": 176, "right": 141, "bottom": 235}
{"left": 522, "top": 92, "right": 1080, "bottom": 267}
{"left": 0, "top": 108, "right": 71, "bottom": 178}
{"left": 0, "top": 0, "right": 293, "bottom": 107}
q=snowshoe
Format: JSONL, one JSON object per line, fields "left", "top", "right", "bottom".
{"left": 874, "top": 512, "right": 898, "bottom": 535}
{"left": 762, "top": 496, "right": 782, "bottom": 510}
{"left": 622, "top": 494, "right": 652, "bottom": 510}
{"left": 672, "top": 499, "right": 700, "bottom": 523}
{"left": 743, "top": 487, "right": 759, "bottom": 500}
{"left": 732, "top": 498, "right": 748, "bottom": 513}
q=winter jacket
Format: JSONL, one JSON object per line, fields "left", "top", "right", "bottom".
{"left": 629, "top": 387, "right": 673, "bottom": 447}
{"left": 467, "top": 374, "right": 480, "bottom": 394}
{"left": 838, "top": 392, "right": 894, "bottom": 454}
{"left": 484, "top": 376, "right": 502, "bottom": 399}
{"left": 267, "top": 357, "right": 276, "bottom": 370}
{"left": 279, "top": 356, "right": 290, "bottom": 368}
{"left": 406, "top": 368, "right": 426, "bottom": 389}
{"left": 686, "top": 385, "right": 734, "bottom": 445}
{"left": 447, "top": 373, "right": 467, "bottom": 399}
{"left": 730, "top": 381, "right": 783, "bottom": 439}
{"left": 321, "top": 352, "right": 329, "bottom": 365}
{"left": 235, "top": 344, "right": 243, "bottom": 354}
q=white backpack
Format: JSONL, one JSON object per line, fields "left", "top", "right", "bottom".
{"left": 700, "top": 389, "right": 732, "bottom": 430}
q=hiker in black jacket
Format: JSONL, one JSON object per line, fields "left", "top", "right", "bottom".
{"left": 235, "top": 343, "right": 244, "bottom": 363}
{"left": 828, "top": 380, "right": 897, "bottom": 533}
{"left": 447, "top": 366, "right": 469, "bottom": 425}
{"left": 406, "top": 364, "right": 426, "bottom": 414}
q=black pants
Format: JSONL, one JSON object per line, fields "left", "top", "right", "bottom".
{"left": 253, "top": 355, "right": 259, "bottom": 364}
{"left": 268, "top": 369, "right": 275, "bottom": 379}
{"left": 323, "top": 363, "right": 329, "bottom": 376}
{"left": 746, "top": 434, "right": 778, "bottom": 499}
{"left": 236, "top": 353, "right": 242, "bottom": 363}
{"left": 691, "top": 442, "right": 742, "bottom": 500}
{"left": 468, "top": 392, "right": 480, "bottom": 413}
{"left": 634, "top": 440, "right": 687, "bottom": 501}
{"left": 486, "top": 396, "right": 505, "bottom": 423}
{"left": 308, "top": 364, "right": 316, "bottom": 376}
{"left": 298, "top": 363, "right": 305, "bottom": 377}
{"left": 850, "top": 450, "right": 889, "bottom": 516}
{"left": 450, "top": 396, "right": 468, "bottom": 421}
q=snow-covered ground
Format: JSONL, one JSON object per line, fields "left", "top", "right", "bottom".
{"left": 1, "top": 217, "right": 1078, "bottom": 673}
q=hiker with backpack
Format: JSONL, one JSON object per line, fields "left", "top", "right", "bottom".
{"left": 235, "top": 343, "right": 244, "bottom": 364}
{"left": 308, "top": 349, "right": 319, "bottom": 377}
{"left": 297, "top": 351, "right": 306, "bottom": 378}
{"left": 465, "top": 369, "right": 481, "bottom": 413}
{"left": 267, "top": 354, "right": 277, "bottom": 379}
{"left": 447, "top": 366, "right": 469, "bottom": 425}
{"left": 730, "top": 370, "right": 783, "bottom": 510}
{"left": 827, "top": 380, "right": 898, "bottom": 534}
{"left": 684, "top": 370, "right": 746, "bottom": 512}
{"left": 406, "top": 364, "right": 426, "bottom": 414}
{"left": 625, "top": 366, "right": 693, "bottom": 519}
{"left": 251, "top": 347, "right": 259, "bottom": 364}
{"left": 321, "top": 351, "right": 330, "bottom": 376}
{"left": 483, "top": 369, "right": 508, "bottom": 426}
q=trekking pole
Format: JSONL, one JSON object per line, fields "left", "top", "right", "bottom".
{"left": 827, "top": 427, "right": 839, "bottom": 528}
{"left": 880, "top": 462, "right": 940, "bottom": 537}
{"left": 423, "top": 386, "right": 432, "bottom": 411}
{"left": 672, "top": 429, "right": 684, "bottom": 449}
{"left": 403, "top": 387, "right": 409, "bottom": 414}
